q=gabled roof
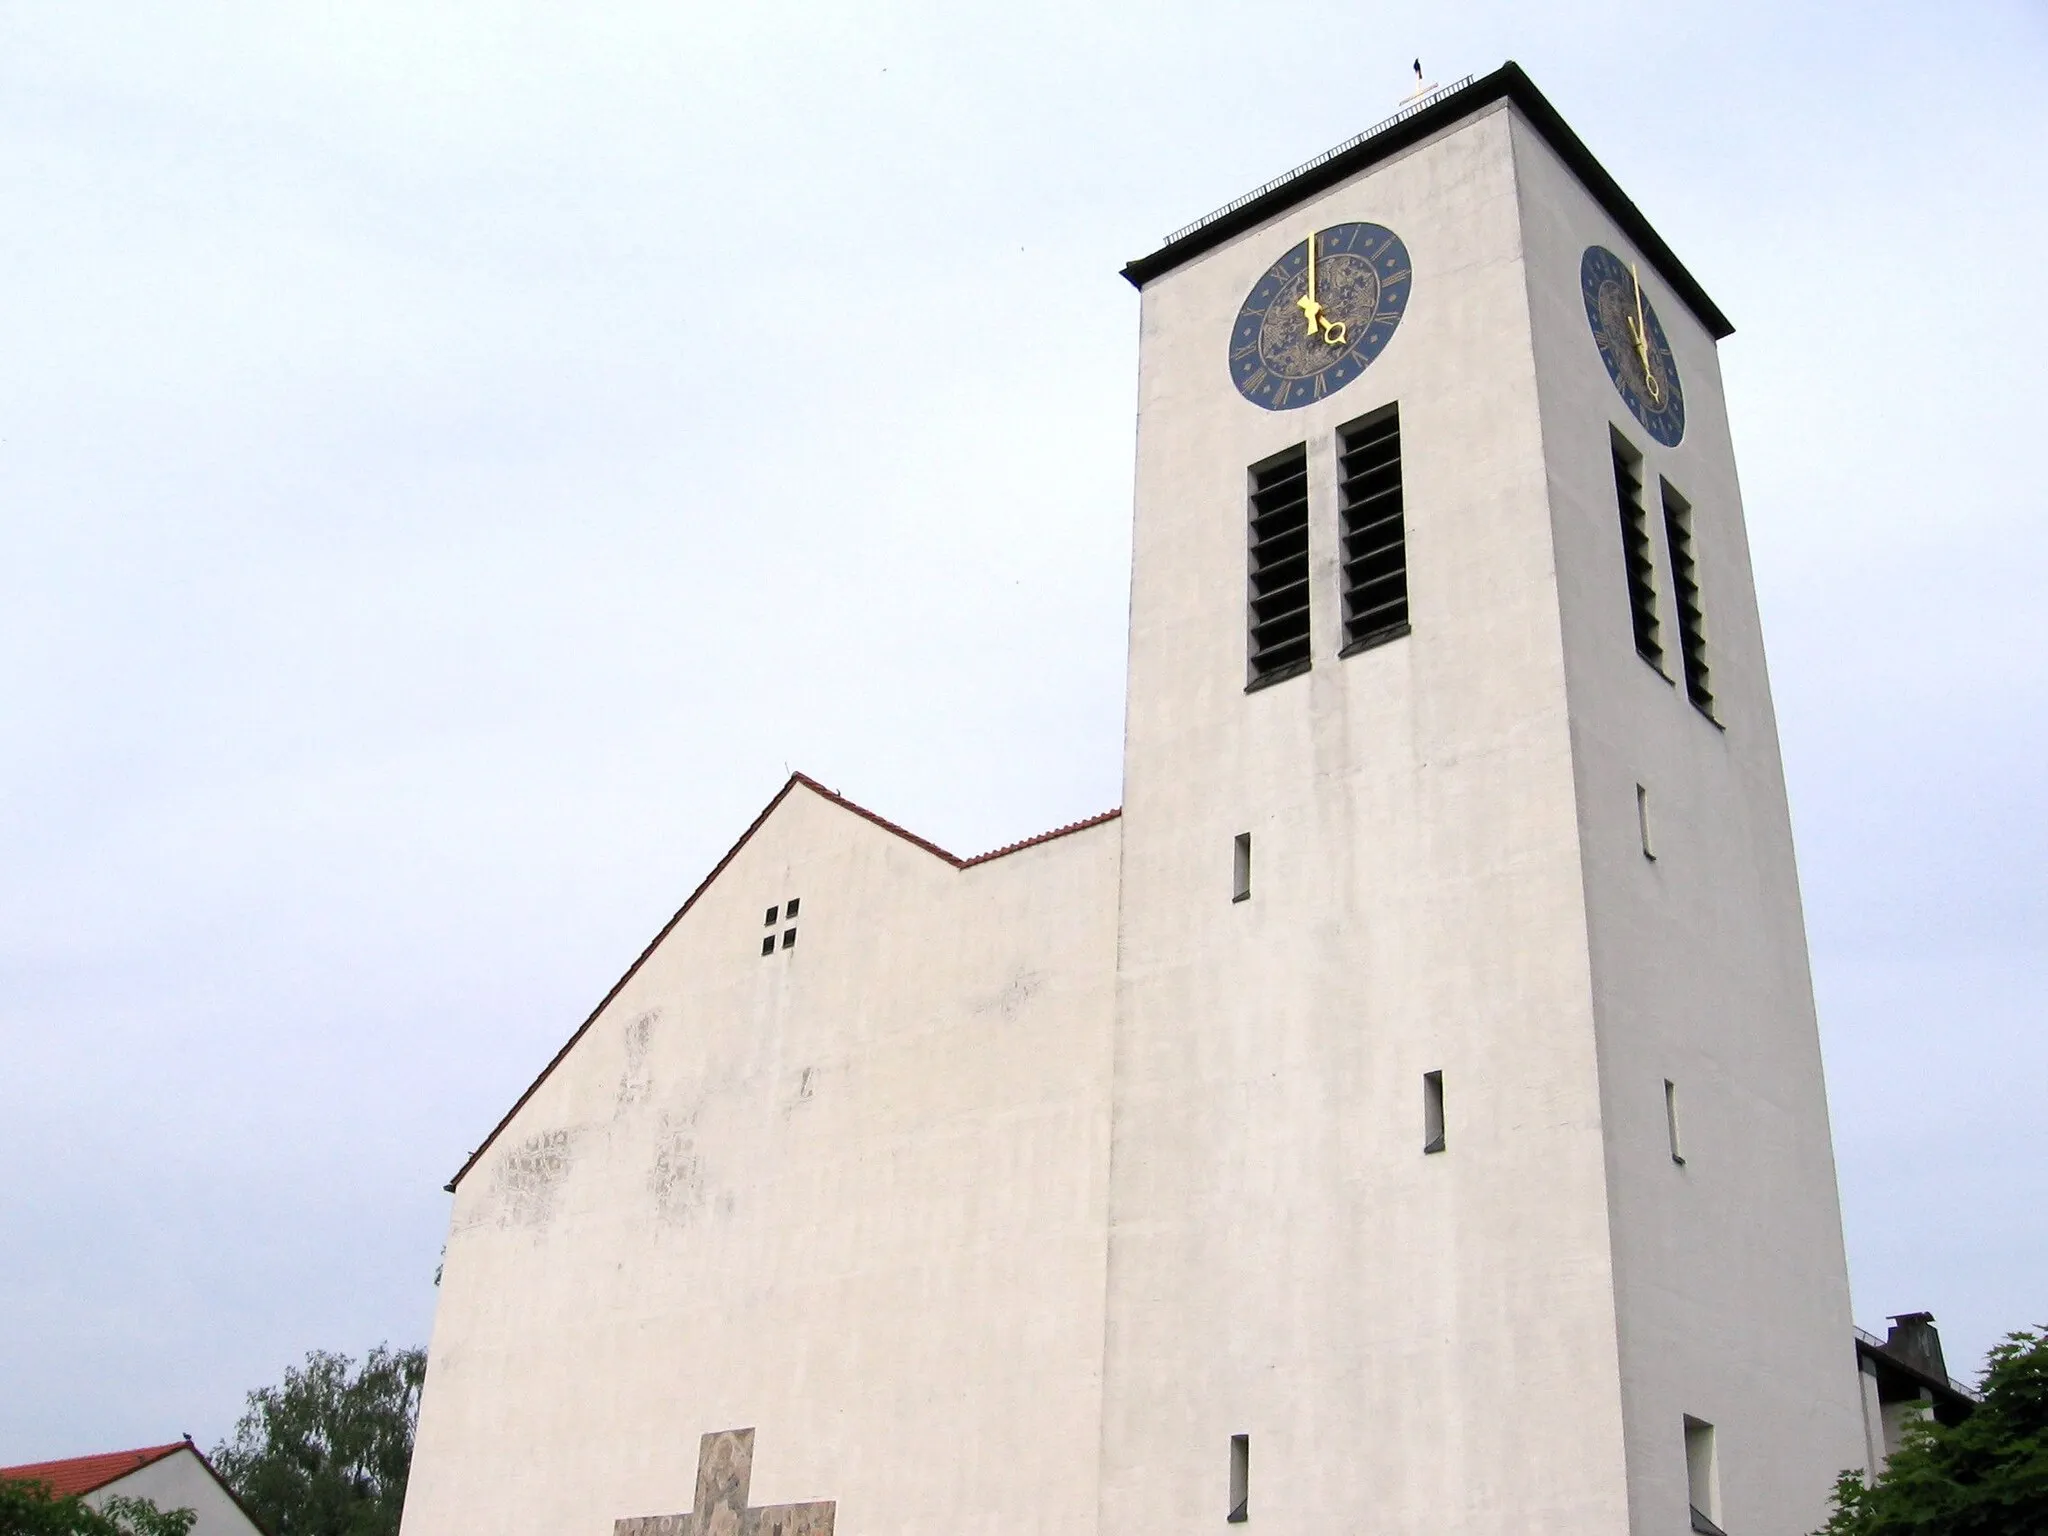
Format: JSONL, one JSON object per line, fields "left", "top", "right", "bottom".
{"left": 1, "top": 1441, "right": 187, "bottom": 1497}
{"left": 4, "top": 1440, "right": 274, "bottom": 1535}
{"left": 445, "top": 773, "right": 1120, "bottom": 1191}
{"left": 1121, "top": 61, "right": 1733, "bottom": 341}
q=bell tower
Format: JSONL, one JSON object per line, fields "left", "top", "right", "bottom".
{"left": 1101, "top": 64, "right": 1865, "bottom": 1536}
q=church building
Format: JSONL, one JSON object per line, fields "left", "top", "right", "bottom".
{"left": 399, "top": 64, "right": 1881, "bottom": 1536}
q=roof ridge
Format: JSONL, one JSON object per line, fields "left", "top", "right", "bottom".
{"left": 962, "top": 808, "right": 1122, "bottom": 866}
{"left": 786, "top": 772, "right": 967, "bottom": 866}
{"left": 1, "top": 1442, "right": 188, "bottom": 1497}
{"left": 788, "top": 773, "right": 1121, "bottom": 869}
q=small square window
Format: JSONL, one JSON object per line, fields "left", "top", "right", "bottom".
{"left": 782, "top": 929, "right": 797, "bottom": 950}
{"left": 785, "top": 897, "right": 800, "bottom": 919}
{"left": 764, "top": 905, "right": 778, "bottom": 926}
{"left": 1685, "top": 1417, "right": 1721, "bottom": 1533}
{"left": 761, "top": 936, "right": 776, "bottom": 957}
{"left": 1423, "top": 1071, "right": 1446, "bottom": 1154}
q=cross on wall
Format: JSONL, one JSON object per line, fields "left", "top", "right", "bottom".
{"left": 617, "top": 1429, "right": 834, "bottom": 1536}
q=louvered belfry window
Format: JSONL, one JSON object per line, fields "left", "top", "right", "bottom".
{"left": 1247, "top": 446, "right": 1312, "bottom": 686}
{"left": 1612, "top": 434, "right": 1664, "bottom": 670}
{"left": 1661, "top": 481, "right": 1714, "bottom": 717}
{"left": 1338, "top": 406, "right": 1409, "bottom": 652}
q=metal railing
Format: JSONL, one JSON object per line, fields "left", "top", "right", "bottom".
{"left": 1163, "top": 76, "right": 1477, "bottom": 247}
{"left": 1856, "top": 1326, "right": 1982, "bottom": 1402}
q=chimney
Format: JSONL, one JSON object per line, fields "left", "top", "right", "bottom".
{"left": 1885, "top": 1312, "right": 1950, "bottom": 1382}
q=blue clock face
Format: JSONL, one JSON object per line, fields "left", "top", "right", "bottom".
{"left": 1581, "top": 245, "right": 1685, "bottom": 446}
{"left": 1229, "top": 222, "right": 1412, "bottom": 412}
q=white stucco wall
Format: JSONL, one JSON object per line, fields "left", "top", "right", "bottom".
{"left": 1102, "top": 102, "right": 1633, "bottom": 1536}
{"left": 88, "top": 1449, "right": 263, "bottom": 1536}
{"left": 1101, "top": 93, "right": 1863, "bottom": 1536}
{"left": 1510, "top": 112, "right": 1867, "bottom": 1534}
{"left": 401, "top": 783, "right": 1121, "bottom": 1536}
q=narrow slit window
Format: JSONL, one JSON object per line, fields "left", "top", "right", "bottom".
{"left": 1613, "top": 434, "right": 1664, "bottom": 671}
{"left": 1338, "top": 405, "right": 1409, "bottom": 653}
{"left": 1247, "top": 447, "right": 1311, "bottom": 686}
{"left": 1684, "top": 1418, "right": 1722, "bottom": 1534}
{"left": 1232, "top": 833, "right": 1252, "bottom": 903}
{"left": 1661, "top": 482, "right": 1714, "bottom": 717}
{"left": 1637, "top": 783, "right": 1655, "bottom": 861}
{"left": 1665, "top": 1079, "right": 1685, "bottom": 1165}
{"left": 1227, "top": 1434, "right": 1249, "bottom": 1523}
{"left": 1423, "top": 1070, "right": 1446, "bottom": 1154}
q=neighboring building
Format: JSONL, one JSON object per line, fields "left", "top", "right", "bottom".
{"left": 402, "top": 63, "right": 1907, "bottom": 1536}
{"left": 0, "top": 1439, "right": 266, "bottom": 1535}
{"left": 1855, "top": 1313, "right": 1979, "bottom": 1479}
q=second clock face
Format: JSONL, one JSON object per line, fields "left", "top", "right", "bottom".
{"left": 1581, "top": 244, "right": 1685, "bottom": 446}
{"left": 1229, "top": 222, "right": 1412, "bottom": 411}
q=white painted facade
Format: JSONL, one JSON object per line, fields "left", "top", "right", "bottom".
{"left": 403, "top": 782, "right": 1122, "bottom": 1536}
{"left": 86, "top": 1447, "right": 264, "bottom": 1536}
{"left": 403, "top": 69, "right": 1866, "bottom": 1536}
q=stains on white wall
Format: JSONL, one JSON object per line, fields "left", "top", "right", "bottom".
{"left": 648, "top": 1110, "right": 704, "bottom": 1227}
{"left": 493, "top": 1128, "right": 578, "bottom": 1230}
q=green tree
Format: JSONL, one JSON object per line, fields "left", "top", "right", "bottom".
{"left": 0, "top": 1479, "right": 195, "bottom": 1536}
{"left": 211, "top": 1345, "right": 426, "bottom": 1536}
{"left": 1819, "top": 1328, "right": 2048, "bottom": 1535}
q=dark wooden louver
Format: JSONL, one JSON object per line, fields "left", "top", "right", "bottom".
{"left": 1339, "top": 407, "right": 1409, "bottom": 653}
{"left": 1613, "top": 438, "right": 1664, "bottom": 669}
{"left": 1662, "top": 484, "right": 1714, "bottom": 717}
{"left": 1247, "top": 448, "right": 1312, "bottom": 685}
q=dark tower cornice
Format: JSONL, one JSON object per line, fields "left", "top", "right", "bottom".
{"left": 1121, "top": 61, "right": 1733, "bottom": 341}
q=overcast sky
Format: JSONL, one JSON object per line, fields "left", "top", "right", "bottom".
{"left": 3, "top": 1, "right": 2043, "bottom": 1461}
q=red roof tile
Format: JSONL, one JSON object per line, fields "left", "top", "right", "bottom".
{"left": 1, "top": 1442, "right": 186, "bottom": 1497}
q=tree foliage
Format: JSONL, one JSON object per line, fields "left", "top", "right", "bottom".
{"left": 211, "top": 1345, "right": 426, "bottom": 1536}
{"left": 1819, "top": 1329, "right": 2048, "bottom": 1536}
{"left": 0, "top": 1480, "right": 194, "bottom": 1536}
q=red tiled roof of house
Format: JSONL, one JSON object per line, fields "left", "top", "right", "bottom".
{"left": 0, "top": 1441, "right": 187, "bottom": 1497}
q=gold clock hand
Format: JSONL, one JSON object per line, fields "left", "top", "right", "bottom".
{"left": 1296, "top": 233, "right": 1325, "bottom": 335}
{"left": 1629, "top": 262, "right": 1662, "bottom": 404}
